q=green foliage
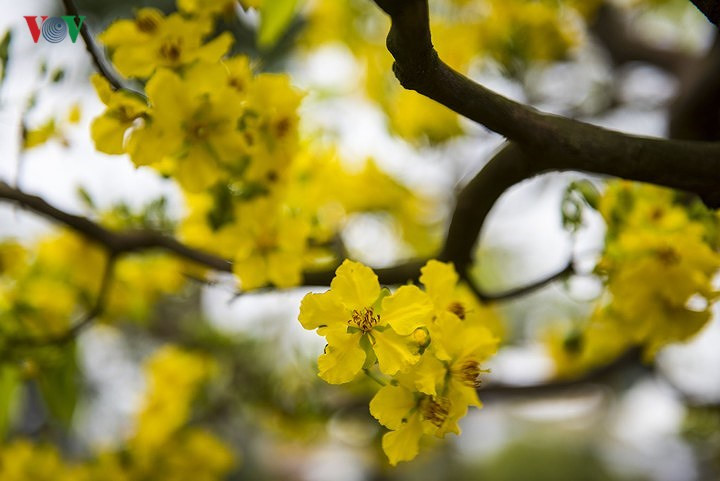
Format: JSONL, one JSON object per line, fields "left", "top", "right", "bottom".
{"left": 36, "top": 345, "right": 79, "bottom": 428}
{"left": 0, "top": 366, "right": 20, "bottom": 437}
{"left": 258, "top": 0, "right": 298, "bottom": 48}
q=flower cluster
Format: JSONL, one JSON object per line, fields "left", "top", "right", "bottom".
{"left": 92, "top": 3, "right": 439, "bottom": 291}
{"left": 0, "top": 231, "right": 184, "bottom": 345}
{"left": 0, "top": 345, "right": 235, "bottom": 481}
{"left": 548, "top": 181, "right": 720, "bottom": 376}
{"left": 299, "top": 259, "right": 501, "bottom": 464}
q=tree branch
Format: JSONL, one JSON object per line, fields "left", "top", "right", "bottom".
{"left": 464, "top": 257, "right": 575, "bottom": 303}
{"left": 0, "top": 180, "right": 233, "bottom": 271}
{"left": 479, "top": 347, "right": 645, "bottom": 399}
{"left": 9, "top": 254, "right": 116, "bottom": 347}
{"left": 590, "top": 3, "right": 697, "bottom": 76}
{"left": 60, "top": 0, "right": 145, "bottom": 98}
{"left": 670, "top": 33, "right": 720, "bottom": 141}
{"left": 372, "top": 0, "right": 720, "bottom": 209}
{"left": 0, "top": 178, "right": 566, "bottom": 304}
{"left": 688, "top": 0, "right": 720, "bottom": 26}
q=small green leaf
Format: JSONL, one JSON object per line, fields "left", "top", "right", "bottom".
{"left": 37, "top": 345, "right": 79, "bottom": 427}
{"left": 0, "top": 31, "right": 11, "bottom": 85}
{"left": 76, "top": 186, "right": 96, "bottom": 210}
{"left": 50, "top": 68, "right": 65, "bottom": 83}
{"left": 0, "top": 366, "right": 20, "bottom": 436}
{"left": 258, "top": 0, "right": 298, "bottom": 48}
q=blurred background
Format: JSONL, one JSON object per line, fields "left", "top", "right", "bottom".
{"left": 0, "top": 0, "right": 719, "bottom": 479}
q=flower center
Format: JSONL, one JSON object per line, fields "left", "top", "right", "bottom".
{"left": 421, "top": 396, "right": 450, "bottom": 427}
{"left": 656, "top": 246, "right": 680, "bottom": 265}
{"left": 136, "top": 13, "right": 160, "bottom": 33}
{"left": 454, "top": 360, "right": 487, "bottom": 388}
{"left": 274, "top": 117, "right": 292, "bottom": 138}
{"left": 447, "top": 301, "right": 466, "bottom": 320}
{"left": 349, "top": 307, "right": 380, "bottom": 332}
{"left": 159, "top": 38, "right": 183, "bottom": 63}
{"left": 229, "top": 75, "right": 246, "bottom": 92}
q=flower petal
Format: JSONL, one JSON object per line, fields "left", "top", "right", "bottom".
{"left": 298, "top": 291, "right": 346, "bottom": 331}
{"left": 381, "top": 414, "right": 424, "bottom": 466}
{"left": 382, "top": 285, "right": 433, "bottom": 335}
{"left": 420, "top": 260, "right": 458, "bottom": 307}
{"left": 317, "top": 331, "right": 365, "bottom": 384}
{"left": 372, "top": 329, "right": 419, "bottom": 376}
{"left": 369, "top": 385, "right": 416, "bottom": 430}
{"left": 411, "top": 353, "right": 447, "bottom": 396}
{"left": 330, "top": 260, "right": 380, "bottom": 309}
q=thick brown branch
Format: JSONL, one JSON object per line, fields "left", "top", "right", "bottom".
{"left": 670, "top": 33, "right": 720, "bottom": 141}
{"left": 688, "top": 0, "right": 720, "bottom": 25}
{"left": 373, "top": 0, "right": 720, "bottom": 208}
{"left": 440, "top": 143, "right": 549, "bottom": 270}
{"left": 591, "top": 4, "right": 697, "bottom": 76}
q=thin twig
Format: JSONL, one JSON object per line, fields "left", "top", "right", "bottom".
{"left": 8, "top": 254, "right": 117, "bottom": 347}
{"left": 479, "top": 347, "right": 645, "bottom": 399}
{"left": 60, "top": 0, "right": 146, "bottom": 98}
{"left": 464, "top": 258, "right": 575, "bottom": 303}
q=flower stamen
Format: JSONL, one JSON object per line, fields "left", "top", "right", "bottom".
{"left": 447, "top": 301, "right": 466, "bottom": 320}
{"left": 454, "top": 360, "right": 489, "bottom": 388}
{"left": 349, "top": 307, "right": 380, "bottom": 332}
{"left": 421, "top": 396, "right": 450, "bottom": 427}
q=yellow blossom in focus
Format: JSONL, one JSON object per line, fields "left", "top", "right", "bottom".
{"left": 299, "top": 259, "right": 433, "bottom": 383}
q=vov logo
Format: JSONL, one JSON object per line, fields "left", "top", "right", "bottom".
{"left": 23, "top": 16, "right": 85, "bottom": 44}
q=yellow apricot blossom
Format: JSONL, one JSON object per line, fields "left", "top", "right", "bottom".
{"left": 133, "top": 345, "right": 216, "bottom": 451}
{"left": 127, "top": 63, "right": 247, "bottom": 191}
{"left": 299, "top": 260, "right": 433, "bottom": 383}
{"left": 597, "top": 182, "right": 720, "bottom": 358}
{"left": 420, "top": 260, "right": 505, "bottom": 340}
{"left": 99, "top": 8, "right": 233, "bottom": 78}
{"left": 370, "top": 312, "right": 497, "bottom": 465}
{"left": 233, "top": 198, "right": 311, "bottom": 290}
{"left": 90, "top": 74, "right": 147, "bottom": 154}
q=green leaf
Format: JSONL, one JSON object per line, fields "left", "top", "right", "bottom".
{"left": 0, "top": 31, "right": 11, "bottom": 85}
{"left": 258, "top": 0, "right": 298, "bottom": 48}
{"left": 76, "top": 186, "right": 96, "bottom": 210}
{"left": 37, "top": 345, "right": 79, "bottom": 427}
{"left": 0, "top": 366, "right": 20, "bottom": 437}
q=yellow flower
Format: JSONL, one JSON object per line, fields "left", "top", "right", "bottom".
{"left": 177, "top": 0, "right": 237, "bottom": 16}
{"left": 0, "top": 440, "right": 89, "bottom": 481}
{"left": 299, "top": 260, "right": 433, "bottom": 383}
{"left": 90, "top": 74, "right": 147, "bottom": 154}
{"left": 127, "top": 63, "right": 247, "bottom": 191}
{"left": 369, "top": 308, "right": 497, "bottom": 465}
{"left": 233, "top": 198, "right": 311, "bottom": 290}
{"left": 242, "top": 73, "right": 303, "bottom": 184}
{"left": 99, "top": 9, "right": 233, "bottom": 78}
{"left": 420, "top": 260, "right": 505, "bottom": 341}
{"left": 23, "top": 119, "right": 57, "bottom": 149}
{"left": 133, "top": 345, "right": 215, "bottom": 451}
{"left": 595, "top": 181, "right": 720, "bottom": 358}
